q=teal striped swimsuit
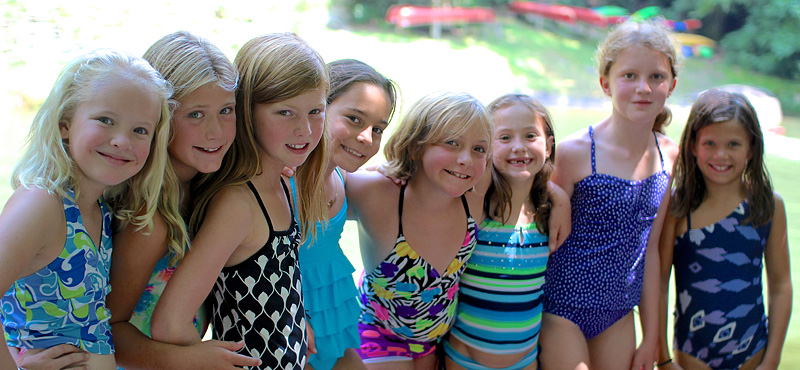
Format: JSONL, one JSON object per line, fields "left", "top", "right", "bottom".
{"left": 450, "top": 219, "right": 549, "bottom": 357}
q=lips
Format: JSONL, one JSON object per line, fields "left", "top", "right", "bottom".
{"left": 710, "top": 164, "right": 732, "bottom": 172}
{"left": 195, "top": 145, "right": 224, "bottom": 153}
{"left": 98, "top": 151, "right": 132, "bottom": 165}
{"left": 444, "top": 169, "right": 470, "bottom": 179}
{"left": 507, "top": 158, "right": 531, "bottom": 165}
{"left": 341, "top": 144, "right": 365, "bottom": 158}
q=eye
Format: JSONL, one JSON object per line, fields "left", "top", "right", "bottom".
{"left": 624, "top": 73, "right": 635, "bottom": 79}
{"left": 445, "top": 140, "right": 458, "bottom": 146}
{"left": 526, "top": 133, "right": 538, "bottom": 140}
{"left": 97, "top": 116, "right": 113, "bottom": 125}
{"left": 220, "top": 107, "right": 233, "bottom": 115}
{"left": 652, "top": 73, "right": 664, "bottom": 80}
{"left": 473, "top": 145, "right": 487, "bottom": 153}
{"left": 347, "top": 115, "right": 361, "bottom": 125}
{"left": 498, "top": 134, "right": 510, "bottom": 141}
{"left": 310, "top": 108, "right": 323, "bottom": 115}
{"left": 373, "top": 126, "right": 384, "bottom": 135}
{"left": 188, "top": 111, "right": 205, "bottom": 119}
{"left": 278, "top": 110, "right": 292, "bottom": 116}
{"left": 729, "top": 141, "right": 742, "bottom": 148}
{"left": 703, "top": 140, "right": 715, "bottom": 147}
{"left": 133, "top": 127, "right": 149, "bottom": 135}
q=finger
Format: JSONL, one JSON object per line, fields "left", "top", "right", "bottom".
{"left": 52, "top": 352, "right": 90, "bottom": 369}
{"left": 212, "top": 340, "right": 246, "bottom": 352}
{"left": 230, "top": 352, "right": 262, "bottom": 367}
{"left": 37, "top": 343, "right": 82, "bottom": 358}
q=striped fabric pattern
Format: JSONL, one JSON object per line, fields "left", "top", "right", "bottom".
{"left": 450, "top": 218, "right": 549, "bottom": 355}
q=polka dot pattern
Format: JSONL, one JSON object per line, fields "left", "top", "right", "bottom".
{"left": 544, "top": 126, "right": 669, "bottom": 311}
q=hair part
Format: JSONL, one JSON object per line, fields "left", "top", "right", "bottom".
{"left": 596, "top": 18, "right": 684, "bottom": 133}
{"left": 13, "top": 49, "right": 173, "bottom": 237}
{"left": 327, "top": 59, "right": 398, "bottom": 123}
{"left": 190, "top": 32, "right": 330, "bottom": 243}
{"left": 670, "top": 88, "right": 773, "bottom": 226}
{"left": 484, "top": 94, "right": 556, "bottom": 234}
{"left": 383, "top": 91, "right": 493, "bottom": 181}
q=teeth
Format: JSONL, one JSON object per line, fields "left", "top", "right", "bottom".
{"left": 199, "top": 146, "right": 221, "bottom": 153}
{"left": 342, "top": 145, "right": 364, "bottom": 157}
{"left": 508, "top": 159, "right": 531, "bottom": 164}
{"left": 445, "top": 169, "right": 469, "bottom": 179}
{"left": 711, "top": 164, "right": 729, "bottom": 171}
{"left": 288, "top": 144, "right": 306, "bottom": 149}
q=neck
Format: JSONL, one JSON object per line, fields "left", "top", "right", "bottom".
{"left": 704, "top": 180, "right": 747, "bottom": 203}
{"left": 598, "top": 116, "right": 653, "bottom": 154}
{"left": 406, "top": 175, "right": 463, "bottom": 210}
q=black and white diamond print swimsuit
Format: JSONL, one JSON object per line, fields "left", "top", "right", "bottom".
{"left": 210, "top": 180, "right": 307, "bottom": 369}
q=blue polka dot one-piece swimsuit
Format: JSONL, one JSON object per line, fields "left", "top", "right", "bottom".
{"left": 543, "top": 126, "right": 669, "bottom": 339}
{"left": 672, "top": 201, "right": 770, "bottom": 370}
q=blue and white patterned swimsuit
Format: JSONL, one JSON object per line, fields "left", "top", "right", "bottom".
{"left": 543, "top": 126, "right": 669, "bottom": 339}
{"left": 1, "top": 189, "right": 114, "bottom": 354}
{"left": 672, "top": 201, "right": 770, "bottom": 370}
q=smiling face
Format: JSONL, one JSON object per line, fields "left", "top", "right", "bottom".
{"left": 492, "top": 103, "right": 552, "bottom": 184}
{"left": 419, "top": 123, "right": 489, "bottom": 197}
{"left": 61, "top": 76, "right": 160, "bottom": 193}
{"left": 328, "top": 82, "right": 392, "bottom": 172}
{"left": 169, "top": 83, "right": 236, "bottom": 182}
{"left": 601, "top": 45, "right": 676, "bottom": 126}
{"left": 692, "top": 119, "right": 752, "bottom": 189}
{"left": 253, "top": 89, "right": 326, "bottom": 170}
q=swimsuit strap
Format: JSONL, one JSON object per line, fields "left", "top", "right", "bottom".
{"left": 686, "top": 211, "right": 692, "bottom": 230}
{"left": 397, "top": 184, "right": 407, "bottom": 235}
{"left": 246, "top": 179, "right": 295, "bottom": 234}
{"left": 588, "top": 126, "right": 597, "bottom": 175}
{"left": 247, "top": 181, "right": 274, "bottom": 232}
{"left": 653, "top": 130, "right": 665, "bottom": 170}
{"left": 459, "top": 193, "right": 471, "bottom": 219}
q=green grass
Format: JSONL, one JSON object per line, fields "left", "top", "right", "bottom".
{"left": 2, "top": 1, "right": 799, "bottom": 367}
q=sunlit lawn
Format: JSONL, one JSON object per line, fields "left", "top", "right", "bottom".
{"left": 2, "top": 1, "right": 799, "bottom": 367}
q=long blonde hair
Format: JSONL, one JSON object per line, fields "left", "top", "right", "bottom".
{"left": 383, "top": 91, "right": 493, "bottom": 180}
{"left": 15, "top": 49, "right": 172, "bottom": 234}
{"left": 132, "top": 30, "right": 239, "bottom": 265}
{"left": 189, "top": 33, "right": 330, "bottom": 243}
{"left": 596, "top": 18, "right": 683, "bottom": 133}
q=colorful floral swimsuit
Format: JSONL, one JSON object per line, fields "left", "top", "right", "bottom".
{"left": 357, "top": 184, "right": 476, "bottom": 361}
{"left": 2, "top": 189, "right": 114, "bottom": 354}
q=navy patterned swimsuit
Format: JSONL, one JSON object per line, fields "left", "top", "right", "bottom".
{"left": 672, "top": 201, "right": 770, "bottom": 369}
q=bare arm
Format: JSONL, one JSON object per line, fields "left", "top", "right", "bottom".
{"left": 0, "top": 188, "right": 63, "bottom": 369}
{"left": 756, "top": 194, "right": 792, "bottom": 370}
{"left": 632, "top": 187, "right": 671, "bottom": 370}
{"left": 546, "top": 181, "right": 571, "bottom": 253}
{"left": 656, "top": 211, "right": 683, "bottom": 369}
{"left": 151, "top": 187, "right": 254, "bottom": 345}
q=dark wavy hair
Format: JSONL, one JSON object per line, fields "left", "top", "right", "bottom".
{"left": 485, "top": 94, "right": 556, "bottom": 234}
{"left": 670, "top": 89, "right": 773, "bottom": 226}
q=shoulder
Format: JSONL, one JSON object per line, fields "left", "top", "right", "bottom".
{"left": 115, "top": 210, "right": 170, "bottom": 255}
{"left": 345, "top": 170, "right": 399, "bottom": 198}
{"left": 1, "top": 186, "right": 63, "bottom": 229}
{"left": 655, "top": 132, "right": 679, "bottom": 162}
{"left": 771, "top": 191, "right": 786, "bottom": 220}
{"left": 556, "top": 129, "right": 591, "bottom": 161}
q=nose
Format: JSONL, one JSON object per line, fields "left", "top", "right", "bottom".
{"left": 457, "top": 148, "right": 473, "bottom": 167}
{"left": 356, "top": 127, "right": 373, "bottom": 147}
{"left": 295, "top": 118, "right": 312, "bottom": 137}
{"left": 206, "top": 116, "right": 223, "bottom": 140}
{"left": 636, "top": 77, "right": 651, "bottom": 93}
{"left": 111, "top": 131, "right": 133, "bottom": 151}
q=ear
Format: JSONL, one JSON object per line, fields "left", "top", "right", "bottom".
{"left": 600, "top": 75, "right": 611, "bottom": 97}
{"left": 690, "top": 140, "right": 697, "bottom": 158}
{"left": 667, "top": 77, "right": 677, "bottom": 98}
{"left": 59, "top": 120, "right": 70, "bottom": 141}
{"left": 546, "top": 135, "right": 555, "bottom": 158}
